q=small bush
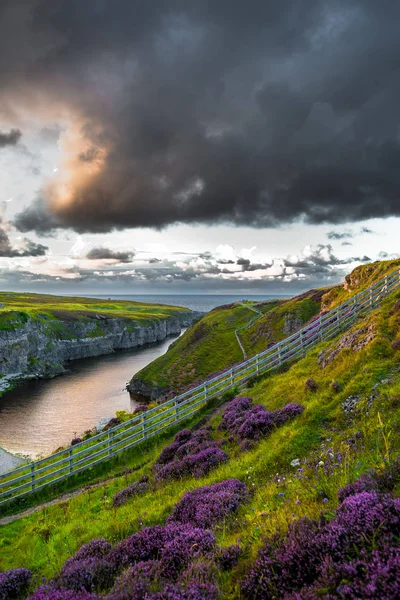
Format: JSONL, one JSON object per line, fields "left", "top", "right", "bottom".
{"left": 0, "top": 568, "right": 32, "bottom": 600}
{"left": 112, "top": 476, "right": 149, "bottom": 508}
{"left": 168, "top": 479, "right": 248, "bottom": 529}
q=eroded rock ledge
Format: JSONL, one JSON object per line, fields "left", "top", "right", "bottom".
{"left": 0, "top": 311, "right": 198, "bottom": 386}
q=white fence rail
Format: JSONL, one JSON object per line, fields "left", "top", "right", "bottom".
{"left": 1, "top": 267, "right": 399, "bottom": 508}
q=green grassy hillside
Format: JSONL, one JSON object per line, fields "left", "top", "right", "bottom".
{"left": 0, "top": 292, "right": 191, "bottom": 327}
{"left": 129, "top": 259, "right": 400, "bottom": 399}
{"left": 1, "top": 261, "right": 400, "bottom": 599}
{"left": 128, "top": 292, "right": 325, "bottom": 397}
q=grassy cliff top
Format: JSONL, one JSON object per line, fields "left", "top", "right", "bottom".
{"left": 0, "top": 291, "right": 191, "bottom": 326}
{"left": 130, "top": 259, "right": 400, "bottom": 396}
{"left": 1, "top": 265, "right": 400, "bottom": 598}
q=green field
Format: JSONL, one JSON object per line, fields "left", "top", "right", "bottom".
{"left": 0, "top": 292, "right": 191, "bottom": 328}
{"left": 1, "top": 260, "right": 400, "bottom": 598}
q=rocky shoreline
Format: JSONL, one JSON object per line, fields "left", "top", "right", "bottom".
{"left": 0, "top": 311, "right": 200, "bottom": 393}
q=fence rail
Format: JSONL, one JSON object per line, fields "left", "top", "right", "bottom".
{"left": 1, "top": 267, "right": 400, "bottom": 508}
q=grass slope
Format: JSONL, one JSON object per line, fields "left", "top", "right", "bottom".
{"left": 129, "top": 293, "right": 325, "bottom": 395}
{"left": 130, "top": 259, "right": 400, "bottom": 398}
{"left": 2, "top": 262, "right": 400, "bottom": 598}
{"left": 0, "top": 292, "right": 190, "bottom": 329}
{"left": 132, "top": 302, "right": 258, "bottom": 390}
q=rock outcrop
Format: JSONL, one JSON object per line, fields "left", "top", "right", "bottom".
{"left": 0, "top": 311, "right": 198, "bottom": 383}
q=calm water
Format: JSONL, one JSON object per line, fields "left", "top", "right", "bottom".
{"left": 0, "top": 294, "right": 291, "bottom": 459}
{"left": 0, "top": 333, "right": 182, "bottom": 458}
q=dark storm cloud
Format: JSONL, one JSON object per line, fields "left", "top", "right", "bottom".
{"left": 2, "top": 0, "right": 400, "bottom": 232}
{"left": 360, "top": 227, "right": 375, "bottom": 234}
{"left": 0, "top": 128, "right": 22, "bottom": 148}
{"left": 86, "top": 246, "right": 134, "bottom": 262}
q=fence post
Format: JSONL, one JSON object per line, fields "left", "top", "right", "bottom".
{"left": 277, "top": 343, "right": 282, "bottom": 366}
{"left": 230, "top": 369, "right": 234, "bottom": 386}
{"left": 319, "top": 315, "right": 323, "bottom": 342}
{"left": 142, "top": 412, "right": 147, "bottom": 440}
{"left": 300, "top": 331, "right": 305, "bottom": 356}
{"left": 369, "top": 286, "right": 373, "bottom": 309}
{"left": 31, "top": 463, "right": 35, "bottom": 491}
{"left": 204, "top": 382, "right": 208, "bottom": 400}
{"left": 174, "top": 399, "right": 179, "bottom": 422}
{"left": 69, "top": 448, "right": 73, "bottom": 474}
{"left": 385, "top": 276, "right": 388, "bottom": 295}
{"left": 256, "top": 355, "right": 260, "bottom": 375}
{"left": 108, "top": 431, "right": 113, "bottom": 457}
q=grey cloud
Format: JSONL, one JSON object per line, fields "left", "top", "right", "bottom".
{"left": 0, "top": 228, "right": 47, "bottom": 257}
{"left": 327, "top": 231, "right": 353, "bottom": 240}
{"left": 86, "top": 246, "right": 134, "bottom": 262}
{"left": 0, "top": 128, "right": 21, "bottom": 148}
{"left": 360, "top": 226, "right": 375, "bottom": 234}
{"left": 3, "top": 1, "right": 400, "bottom": 233}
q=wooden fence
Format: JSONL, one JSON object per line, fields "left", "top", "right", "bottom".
{"left": 1, "top": 267, "right": 399, "bottom": 508}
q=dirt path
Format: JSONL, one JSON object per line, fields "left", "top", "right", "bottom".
{"left": 234, "top": 302, "right": 264, "bottom": 359}
{"left": 0, "top": 476, "right": 118, "bottom": 527}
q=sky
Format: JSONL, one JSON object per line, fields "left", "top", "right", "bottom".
{"left": 0, "top": 0, "right": 399, "bottom": 296}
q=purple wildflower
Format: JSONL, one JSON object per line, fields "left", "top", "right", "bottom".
{"left": 168, "top": 480, "right": 248, "bottom": 529}
{"left": 0, "top": 568, "right": 32, "bottom": 600}
{"left": 112, "top": 476, "right": 149, "bottom": 508}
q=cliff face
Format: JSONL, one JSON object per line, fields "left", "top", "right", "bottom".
{"left": 0, "top": 312, "right": 197, "bottom": 381}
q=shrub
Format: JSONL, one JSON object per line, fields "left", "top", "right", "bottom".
{"left": 64, "top": 539, "right": 112, "bottom": 567}
{"left": 71, "top": 437, "right": 82, "bottom": 446}
{"left": 154, "top": 428, "right": 227, "bottom": 481}
{"left": 168, "top": 479, "right": 248, "bottom": 529}
{"left": 59, "top": 557, "right": 115, "bottom": 593}
{"left": 242, "top": 490, "right": 400, "bottom": 599}
{"left": 155, "top": 447, "right": 228, "bottom": 481}
{"left": 215, "top": 545, "right": 242, "bottom": 570}
{"left": 219, "top": 397, "right": 303, "bottom": 442}
{"left": 0, "top": 568, "right": 32, "bottom": 600}
{"left": 107, "top": 523, "right": 215, "bottom": 575}
{"left": 28, "top": 588, "right": 98, "bottom": 600}
{"left": 305, "top": 378, "right": 318, "bottom": 392}
{"left": 112, "top": 476, "right": 149, "bottom": 508}
{"left": 338, "top": 456, "right": 400, "bottom": 502}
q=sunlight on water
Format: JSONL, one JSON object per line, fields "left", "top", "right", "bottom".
{"left": 0, "top": 333, "right": 182, "bottom": 458}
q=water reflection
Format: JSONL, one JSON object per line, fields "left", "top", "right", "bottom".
{"left": 0, "top": 332, "right": 181, "bottom": 458}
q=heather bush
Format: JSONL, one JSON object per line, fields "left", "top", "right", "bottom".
{"left": 106, "top": 560, "right": 163, "bottom": 599}
{"left": 215, "top": 545, "right": 242, "bottom": 570}
{"left": 55, "top": 538, "right": 115, "bottom": 593}
{"left": 273, "top": 402, "right": 304, "bottom": 426}
{"left": 107, "top": 523, "right": 215, "bottom": 575}
{"left": 155, "top": 446, "right": 228, "bottom": 481}
{"left": 59, "top": 557, "right": 116, "bottom": 592}
{"left": 338, "top": 455, "right": 400, "bottom": 502}
{"left": 28, "top": 588, "right": 98, "bottom": 600}
{"left": 168, "top": 479, "right": 248, "bottom": 528}
{"left": 242, "top": 490, "right": 400, "bottom": 599}
{"left": 0, "top": 568, "right": 32, "bottom": 600}
{"left": 237, "top": 405, "right": 275, "bottom": 440}
{"left": 71, "top": 437, "right": 82, "bottom": 446}
{"left": 219, "top": 396, "right": 303, "bottom": 442}
{"left": 112, "top": 476, "right": 149, "bottom": 508}
{"left": 63, "top": 538, "right": 112, "bottom": 567}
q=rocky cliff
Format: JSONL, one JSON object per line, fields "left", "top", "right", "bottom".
{"left": 0, "top": 311, "right": 198, "bottom": 384}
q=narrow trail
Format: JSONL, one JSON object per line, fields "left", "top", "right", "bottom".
{"left": 234, "top": 302, "right": 264, "bottom": 360}
{"left": 0, "top": 476, "right": 120, "bottom": 527}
